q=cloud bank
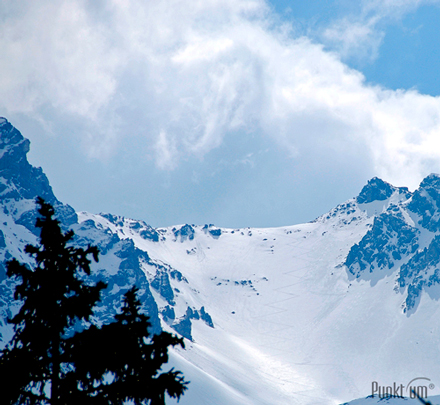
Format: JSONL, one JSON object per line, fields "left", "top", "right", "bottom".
{"left": 1, "top": 0, "right": 440, "bottom": 194}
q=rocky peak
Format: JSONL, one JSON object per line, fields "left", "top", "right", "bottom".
{"left": 346, "top": 173, "right": 440, "bottom": 313}
{"left": 418, "top": 173, "right": 440, "bottom": 188}
{"left": 407, "top": 173, "right": 440, "bottom": 232}
{"left": 0, "top": 118, "right": 77, "bottom": 231}
{"left": 356, "top": 177, "right": 410, "bottom": 204}
{"left": 0, "top": 118, "right": 52, "bottom": 202}
{"left": 0, "top": 117, "right": 29, "bottom": 155}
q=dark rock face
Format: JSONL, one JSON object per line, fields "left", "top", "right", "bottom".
{"left": 172, "top": 317, "right": 193, "bottom": 341}
{"left": 202, "top": 224, "right": 222, "bottom": 239}
{"left": 161, "top": 305, "right": 175, "bottom": 323}
{"left": 0, "top": 118, "right": 77, "bottom": 233}
{"left": 356, "top": 177, "right": 410, "bottom": 204}
{"left": 173, "top": 224, "right": 195, "bottom": 242}
{"left": 139, "top": 227, "right": 160, "bottom": 242}
{"left": 407, "top": 174, "right": 440, "bottom": 232}
{"left": 346, "top": 210, "right": 419, "bottom": 275}
{"left": 102, "top": 239, "right": 161, "bottom": 334}
{"left": 170, "top": 306, "right": 215, "bottom": 341}
{"left": 170, "top": 269, "right": 187, "bottom": 283}
{"left": 151, "top": 269, "right": 175, "bottom": 306}
{"left": 0, "top": 119, "right": 51, "bottom": 202}
{"left": 356, "top": 177, "right": 393, "bottom": 204}
{"left": 398, "top": 235, "right": 440, "bottom": 313}
{"left": 346, "top": 173, "right": 440, "bottom": 313}
{"left": 69, "top": 219, "right": 165, "bottom": 334}
{"left": 209, "top": 228, "right": 221, "bottom": 238}
{"left": 0, "top": 230, "right": 5, "bottom": 249}
{"left": 200, "top": 306, "right": 214, "bottom": 328}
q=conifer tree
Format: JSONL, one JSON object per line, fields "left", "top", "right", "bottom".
{"left": 0, "top": 197, "right": 107, "bottom": 404}
{"left": 0, "top": 198, "right": 189, "bottom": 404}
{"left": 70, "top": 286, "right": 189, "bottom": 404}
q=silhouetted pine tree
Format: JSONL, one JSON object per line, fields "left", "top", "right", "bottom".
{"left": 0, "top": 197, "right": 188, "bottom": 405}
{"left": 0, "top": 197, "right": 106, "bottom": 404}
{"left": 70, "top": 286, "right": 188, "bottom": 404}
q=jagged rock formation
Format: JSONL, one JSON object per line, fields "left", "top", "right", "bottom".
{"left": 345, "top": 174, "right": 440, "bottom": 312}
{"left": 356, "top": 177, "right": 410, "bottom": 204}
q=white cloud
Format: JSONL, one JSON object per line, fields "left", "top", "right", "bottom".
{"left": 1, "top": 0, "right": 440, "bottom": 191}
{"left": 0, "top": 1, "right": 120, "bottom": 117}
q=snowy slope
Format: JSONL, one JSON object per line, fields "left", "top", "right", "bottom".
{"left": 73, "top": 184, "right": 440, "bottom": 404}
{"left": 1, "top": 118, "right": 440, "bottom": 405}
{"left": 77, "top": 196, "right": 440, "bottom": 405}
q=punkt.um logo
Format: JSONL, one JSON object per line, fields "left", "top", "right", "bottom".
{"left": 371, "top": 377, "right": 435, "bottom": 399}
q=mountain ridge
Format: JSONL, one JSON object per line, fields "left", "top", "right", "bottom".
{"left": 1, "top": 118, "right": 440, "bottom": 404}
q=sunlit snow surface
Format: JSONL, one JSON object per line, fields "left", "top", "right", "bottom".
{"left": 76, "top": 195, "right": 440, "bottom": 405}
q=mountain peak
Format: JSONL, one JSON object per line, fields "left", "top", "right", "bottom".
{"left": 0, "top": 118, "right": 30, "bottom": 159}
{"left": 418, "top": 173, "right": 440, "bottom": 189}
{"left": 0, "top": 118, "right": 77, "bottom": 231}
{"left": 406, "top": 173, "right": 440, "bottom": 233}
{"left": 356, "top": 177, "right": 404, "bottom": 204}
{"left": 0, "top": 119, "right": 50, "bottom": 202}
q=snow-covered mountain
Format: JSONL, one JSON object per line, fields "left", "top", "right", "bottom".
{"left": 1, "top": 117, "right": 440, "bottom": 405}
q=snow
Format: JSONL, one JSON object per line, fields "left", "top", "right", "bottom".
{"left": 96, "top": 214, "right": 397, "bottom": 403}
{"left": 10, "top": 197, "right": 440, "bottom": 404}
{"left": 114, "top": 202, "right": 440, "bottom": 405}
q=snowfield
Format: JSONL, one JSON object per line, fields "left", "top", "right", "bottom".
{"left": 78, "top": 193, "right": 440, "bottom": 404}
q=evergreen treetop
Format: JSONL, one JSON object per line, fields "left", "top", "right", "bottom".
{"left": 0, "top": 197, "right": 189, "bottom": 404}
{"left": 0, "top": 196, "right": 106, "bottom": 404}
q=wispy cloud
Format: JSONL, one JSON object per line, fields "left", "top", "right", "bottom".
{"left": 154, "top": 130, "right": 178, "bottom": 170}
{"left": 322, "top": 0, "right": 440, "bottom": 61}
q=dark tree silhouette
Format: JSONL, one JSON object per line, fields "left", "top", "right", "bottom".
{"left": 70, "top": 287, "right": 188, "bottom": 404}
{"left": 0, "top": 198, "right": 188, "bottom": 404}
{"left": 0, "top": 197, "right": 106, "bottom": 404}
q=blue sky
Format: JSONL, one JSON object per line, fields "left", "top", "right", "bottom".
{"left": 270, "top": 0, "right": 440, "bottom": 95}
{"left": 1, "top": 0, "right": 440, "bottom": 228}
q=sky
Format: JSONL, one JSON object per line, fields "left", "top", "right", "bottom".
{"left": 1, "top": 0, "right": 440, "bottom": 228}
